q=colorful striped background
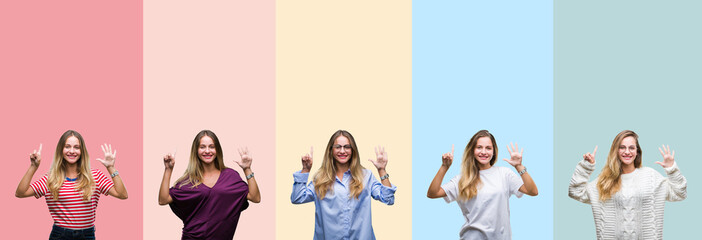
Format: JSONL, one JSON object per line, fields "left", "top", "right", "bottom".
{"left": 1, "top": 1, "right": 700, "bottom": 239}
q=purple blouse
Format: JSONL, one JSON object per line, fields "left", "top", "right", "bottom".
{"left": 169, "top": 168, "right": 249, "bottom": 240}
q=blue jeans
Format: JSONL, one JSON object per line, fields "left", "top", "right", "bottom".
{"left": 49, "top": 224, "right": 95, "bottom": 240}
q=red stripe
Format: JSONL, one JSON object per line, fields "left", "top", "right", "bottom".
{"left": 31, "top": 169, "right": 114, "bottom": 229}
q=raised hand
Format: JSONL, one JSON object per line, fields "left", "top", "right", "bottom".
{"left": 163, "top": 153, "right": 175, "bottom": 170}
{"left": 96, "top": 144, "right": 117, "bottom": 168}
{"left": 656, "top": 144, "right": 675, "bottom": 168}
{"left": 368, "top": 146, "right": 388, "bottom": 170}
{"left": 502, "top": 142, "right": 524, "bottom": 167}
{"left": 29, "top": 144, "right": 42, "bottom": 167}
{"left": 583, "top": 145, "right": 597, "bottom": 164}
{"left": 235, "top": 147, "right": 253, "bottom": 170}
{"left": 301, "top": 147, "right": 313, "bottom": 173}
{"left": 441, "top": 144, "right": 454, "bottom": 167}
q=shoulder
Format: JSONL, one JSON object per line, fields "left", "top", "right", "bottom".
{"left": 91, "top": 168, "right": 106, "bottom": 177}
{"left": 222, "top": 168, "right": 244, "bottom": 181}
{"left": 638, "top": 166, "right": 663, "bottom": 177}
{"left": 493, "top": 166, "right": 515, "bottom": 175}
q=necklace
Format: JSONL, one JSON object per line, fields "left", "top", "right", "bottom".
{"left": 66, "top": 176, "right": 78, "bottom": 181}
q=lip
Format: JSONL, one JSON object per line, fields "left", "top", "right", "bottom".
{"left": 337, "top": 155, "right": 348, "bottom": 159}
{"left": 201, "top": 154, "right": 214, "bottom": 159}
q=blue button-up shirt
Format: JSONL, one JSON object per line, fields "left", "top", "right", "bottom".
{"left": 291, "top": 169, "right": 397, "bottom": 240}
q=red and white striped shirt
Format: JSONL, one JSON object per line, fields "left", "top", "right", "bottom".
{"left": 30, "top": 169, "right": 114, "bottom": 229}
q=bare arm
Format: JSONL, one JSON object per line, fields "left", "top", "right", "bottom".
{"left": 503, "top": 143, "right": 538, "bottom": 196}
{"left": 158, "top": 153, "right": 175, "bottom": 205}
{"left": 427, "top": 145, "right": 453, "bottom": 199}
{"left": 97, "top": 144, "right": 128, "bottom": 199}
{"left": 369, "top": 146, "right": 392, "bottom": 187}
{"left": 515, "top": 164, "right": 538, "bottom": 196}
{"left": 236, "top": 147, "right": 260, "bottom": 203}
{"left": 16, "top": 144, "right": 42, "bottom": 198}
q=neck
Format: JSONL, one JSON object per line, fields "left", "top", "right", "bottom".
{"left": 65, "top": 162, "right": 79, "bottom": 178}
{"left": 478, "top": 163, "right": 492, "bottom": 170}
{"left": 202, "top": 161, "right": 220, "bottom": 175}
{"left": 335, "top": 162, "right": 350, "bottom": 178}
{"left": 621, "top": 163, "right": 636, "bottom": 174}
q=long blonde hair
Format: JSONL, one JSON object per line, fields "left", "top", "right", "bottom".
{"left": 458, "top": 130, "right": 497, "bottom": 201}
{"left": 48, "top": 130, "right": 94, "bottom": 201}
{"left": 175, "top": 130, "right": 226, "bottom": 188}
{"left": 596, "top": 130, "right": 642, "bottom": 201}
{"left": 313, "top": 130, "right": 364, "bottom": 199}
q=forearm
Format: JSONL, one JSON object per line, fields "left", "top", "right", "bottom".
{"left": 516, "top": 164, "right": 538, "bottom": 196}
{"left": 427, "top": 165, "right": 448, "bottom": 198}
{"left": 159, "top": 168, "right": 173, "bottom": 205}
{"left": 106, "top": 166, "right": 128, "bottom": 199}
{"left": 664, "top": 162, "right": 687, "bottom": 201}
{"left": 243, "top": 168, "right": 261, "bottom": 203}
{"left": 568, "top": 160, "right": 595, "bottom": 203}
{"left": 15, "top": 165, "right": 38, "bottom": 198}
{"left": 291, "top": 171, "right": 315, "bottom": 204}
{"left": 377, "top": 168, "right": 391, "bottom": 187}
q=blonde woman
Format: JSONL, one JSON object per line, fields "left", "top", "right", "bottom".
{"left": 158, "top": 130, "right": 260, "bottom": 240}
{"left": 291, "top": 130, "right": 396, "bottom": 239}
{"left": 15, "top": 130, "right": 128, "bottom": 240}
{"left": 427, "top": 130, "right": 538, "bottom": 240}
{"left": 568, "top": 130, "right": 686, "bottom": 239}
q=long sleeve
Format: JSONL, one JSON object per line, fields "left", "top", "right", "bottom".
{"left": 569, "top": 159, "right": 596, "bottom": 204}
{"left": 368, "top": 172, "right": 397, "bottom": 205}
{"left": 291, "top": 171, "right": 316, "bottom": 204}
{"left": 660, "top": 162, "right": 687, "bottom": 202}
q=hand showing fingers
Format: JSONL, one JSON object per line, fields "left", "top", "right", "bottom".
{"left": 163, "top": 153, "right": 175, "bottom": 169}
{"left": 368, "top": 146, "right": 388, "bottom": 170}
{"left": 301, "top": 146, "right": 313, "bottom": 172}
{"left": 29, "top": 143, "right": 42, "bottom": 167}
{"left": 656, "top": 144, "right": 675, "bottom": 168}
{"left": 441, "top": 144, "right": 454, "bottom": 167}
{"left": 96, "top": 144, "right": 116, "bottom": 168}
{"left": 502, "top": 142, "right": 524, "bottom": 167}
{"left": 583, "top": 145, "right": 597, "bottom": 164}
{"left": 236, "top": 147, "right": 253, "bottom": 170}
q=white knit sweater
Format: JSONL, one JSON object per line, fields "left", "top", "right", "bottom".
{"left": 568, "top": 160, "right": 686, "bottom": 240}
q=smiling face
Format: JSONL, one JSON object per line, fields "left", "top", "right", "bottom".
{"left": 198, "top": 135, "right": 217, "bottom": 164}
{"left": 474, "top": 137, "right": 494, "bottom": 167}
{"left": 62, "top": 136, "right": 82, "bottom": 164}
{"left": 618, "top": 136, "right": 638, "bottom": 166}
{"left": 332, "top": 135, "right": 353, "bottom": 165}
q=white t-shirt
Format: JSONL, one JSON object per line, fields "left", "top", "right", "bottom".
{"left": 441, "top": 166, "right": 524, "bottom": 240}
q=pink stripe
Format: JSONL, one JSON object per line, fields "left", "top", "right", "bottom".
{"left": 1, "top": 0, "right": 143, "bottom": 238}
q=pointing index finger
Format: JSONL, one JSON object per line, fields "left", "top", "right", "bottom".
{"left": 38, "top": 143, "right": 42, "bottom": 153}
{"left": 593, "top": 145, "right": 598, "bottom": 156}
{"left": 451, "top": 144, "right": 454, "bottom": 155}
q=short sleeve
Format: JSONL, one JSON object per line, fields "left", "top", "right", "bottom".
{"left": 30, "top": 174, "right": 49, "bottom": 198}
{"left": 94, "top": 169, "right": 115, "bottom": 195}
{"left": 505, "top": 168, "right": 524, "bottom": 198}
{"left": 441, "top": 175, "right": 461, "bottom": 203}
